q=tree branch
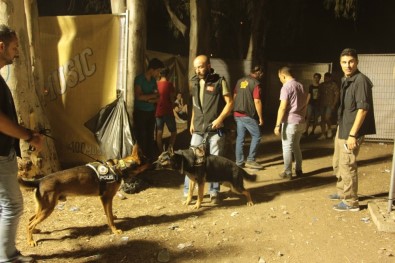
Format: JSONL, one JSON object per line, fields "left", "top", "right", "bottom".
{"left": 163, "top": 0, "right": 187, "bottom": 37}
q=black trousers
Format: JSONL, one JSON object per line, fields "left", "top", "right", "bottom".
{"left": 133, "top": 109, "right": 156, "bottom": 161}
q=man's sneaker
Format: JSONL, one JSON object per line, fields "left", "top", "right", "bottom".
{"left": 333, "top": 201, "right": 360, "bottom": 212}
{"left": 295, "top": 170, "right": 303, "bottom": 177}
{"left": 210, "top": 194, "right": 222, "bottom": 205}
{"left": 279, "top": 172, "right": 292, "bottom": 180}
{"left": 12, "top": 251, "right": 36, "bottom": 263}
{"left": 317, "top": 134, "right": 326, "bottom": 140}
{"left": 245, "top": 160, "right": 263, "bottom": 169}
{"left": 327, "top": 129, "right": 333, "bottom": 138}
{"left": 328, "top": 193, "right": 342, "bottom": 200}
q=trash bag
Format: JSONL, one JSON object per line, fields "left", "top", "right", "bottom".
{"left": 121, "top": 177, "right": 150, "bottom": 194}
{"left": 84, "top": 96, "right": 134, "bottom": 159}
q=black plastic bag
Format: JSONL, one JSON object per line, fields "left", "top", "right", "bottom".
{"left": 85, "top": 96, "right": 134, "bottom": 159}
{"left": 121, "top": 177, "right": 150, "bottom": 194}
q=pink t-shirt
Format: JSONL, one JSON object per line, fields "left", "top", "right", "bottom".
{"left": 156, "top": 80, "right": 174, "bottom": 117}
{"left": 279, "top": 78, "right": 308, "bottom": 124}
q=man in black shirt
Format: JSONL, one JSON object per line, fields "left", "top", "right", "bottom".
{"left": 0, "top": 24, "right": 43, "bottom": 263}
{"left": 330, "top": 48, "right": 376, "bottom": 212}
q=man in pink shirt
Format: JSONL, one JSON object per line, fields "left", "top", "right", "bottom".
{"left": 274, "top": 67, "right": 309, "bottom": 180}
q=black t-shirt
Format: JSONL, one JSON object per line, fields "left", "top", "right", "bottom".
{"left": 338, "top": 70, "right": 376, "bottom": 139}
{"left": 308, "top": 84, "right": 320, "bottom": 107}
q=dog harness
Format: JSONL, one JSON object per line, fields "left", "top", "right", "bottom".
{"left": 190, "top": 144, "right": 206, "bottom": 166}
{"left": 86, "top": 161, "right": 126, "bottom": 195}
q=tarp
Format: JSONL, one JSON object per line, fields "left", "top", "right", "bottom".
{"left": 39, "top": 14, "right": 122, "bottom": 166}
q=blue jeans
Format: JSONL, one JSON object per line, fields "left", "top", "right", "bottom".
{"left": 183, "top": 132, "right": 225, "bottom": 196}
{"left": 0, "top": 150, "right": 24, "bottom": 262}
{"left": 281, "top": 123, "right": 306, "bottom": 175}
{"left": 235, "top": 116, "right": 261, "bottom": 165}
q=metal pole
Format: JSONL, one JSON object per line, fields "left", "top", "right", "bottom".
{"left": 387, "top": 142, "right": 395, "bottom": 213}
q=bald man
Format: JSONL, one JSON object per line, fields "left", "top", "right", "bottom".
{"left": 183, "top": 55, "right": 233, "bottom": 204}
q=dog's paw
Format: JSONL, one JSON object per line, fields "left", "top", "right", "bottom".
{"left": 246, "top": 201, "right": 254, "bottom": 206}
{"left": 183, "top": 199, "right": 192, "bottom": 206}
{"left": 28, "top": 239, "right": 38, "bottom": 247}
{"left": 112, "top": 229, "right": 123, "bottom": 235}
{"left": 192, "top": 204, "right": 202, "bottom": 209}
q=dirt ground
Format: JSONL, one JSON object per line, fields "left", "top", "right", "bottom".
{"left": 16, "top": 123, "right": 395, "bottom": 263}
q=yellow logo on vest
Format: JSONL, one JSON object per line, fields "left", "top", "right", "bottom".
{"left": 240, "top": 80, "right": 248, "bottom": 89}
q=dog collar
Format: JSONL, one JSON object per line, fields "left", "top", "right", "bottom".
{"left": 117, "top": 159, "right": 126, "bottom": 170}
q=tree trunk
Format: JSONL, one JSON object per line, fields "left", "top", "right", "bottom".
{"left": 1, "top": 0, "right": 59, "bottom": 177}
{"left": 188, "top": 0, "right": 211, "bottom": 83}
{"left": 25, "top": 0, "right": 60, "bottom": 174}
{"left": 126, "top": 0, "right": 147, "bottom": 124}
{"left": 163, "top": 0, "right": 187, "bottom": 37}
{"left": 246, "top": 0, "right": 266, "bottom": 65}
{"left": 111, "top": 0, "right": 126, "bottom": 14}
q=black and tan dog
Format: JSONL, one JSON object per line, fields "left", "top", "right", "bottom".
{"left": 18, "top": 144, "right": 149, "bottom": 246}
{"left": 155, "top": 147, "right": 257, "bottom": 209}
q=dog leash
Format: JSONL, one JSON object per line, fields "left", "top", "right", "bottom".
{"left": 38, "top": 128, "right": 56, "bottom": 140}
{"left": 27, "top": 128, "right": 55, "bottom": 153}
{"left": 28, "top": 129, "right": 104, "bottom": 163}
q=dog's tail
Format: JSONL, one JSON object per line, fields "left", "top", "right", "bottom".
{"left": 242, "top": 171, "right": 257, "bottom": 182}
{"left": 18, "top": 176, "right": 40, "bottom": 189}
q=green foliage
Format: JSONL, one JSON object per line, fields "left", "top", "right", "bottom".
{"left": 324, "top": 0, "right": 357, "bottom": 20}
{"left": 84, "top": 0, "right": 111, "bottom": 14}
{"left": 67, "top": 0, "right": 111, "bottom": 15}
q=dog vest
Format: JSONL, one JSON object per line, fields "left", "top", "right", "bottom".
{"left": 86, "top": 161, "right": 124, "bottom": 196}
{"left": 190, "top": 144, "right": 206, "bottom": 166}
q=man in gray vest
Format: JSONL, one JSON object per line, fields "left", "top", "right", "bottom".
{"left": 183, "top": 55, "right": 233, "bottom": 204}
{"left": 233, "top": 66, "right": 264, "bottom": 169}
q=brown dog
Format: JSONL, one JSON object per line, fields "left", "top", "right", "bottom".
{"left": 18, "top": 144, "right": 148, "bottom": 246}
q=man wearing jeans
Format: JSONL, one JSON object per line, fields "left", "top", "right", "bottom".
{"left": 330, "top": 48, "right": 376, "bottom": 212}
{"left": 233, "top": 66, "right": 264, "bottom": 169}
{"left": 183, "top": 55, "right": 233, "bottom": 204}
{"left": 274, "top": 67, "right": 309, "bottom": 180}
{"left": 0, "top": 24, "right": 43, "bottom": 263}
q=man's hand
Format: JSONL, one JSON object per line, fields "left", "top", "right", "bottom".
{"left": 29, "top": 133, "right": 44, "bottom": 152}
{"left": 258, "top": 118, "right": 264, "bottom": 126}
{"left": 189, "top": 123, "right": 195, "bottom": 135}
{"left": 211, "top": 119, "right": 223, "bottom": 130}
{"left": 274, "top": 126, "right": 281, "bottom": 136}
{"left": 346, "top": 136, "right": 358, "bottom": 150}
